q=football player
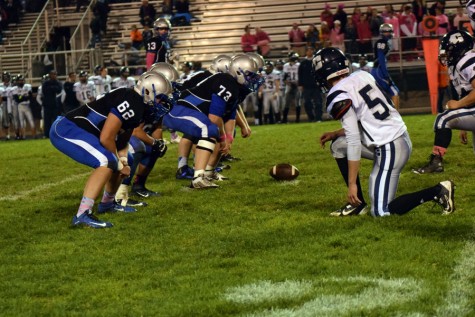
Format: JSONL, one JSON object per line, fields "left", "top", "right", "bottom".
{"left": 0, "top": 71, "right": 13, "bottom": 140}
{"left": 112, "top": 67, "right": 136, "bottom": 89}
{"left": 282, "top": 52, "right": 300, "bottom": 123}
{"left": 371, "top": 23, "right": 400, "bottom": 110}
{"left": 89, "top": 65, "right": 112, "bottom": 95}
{"left": 145, "top": 18, "right": 176, "bottom": 69}
{"left": 74, "top": 71, "right": 96, "bottom": 106}
{"left": 50, "top": 71, "right": 174, "bottom": 228}
{"left": 314, "top": 47, "right": 455, "bottom": 217}
{"left": 162, "top": 54, "right": 263, "bottom": 188}
{"left": 259, "top": 61, "right": 281, "bottom": 124}
{"left": 11, "top": 75, "right": 35, "bottom": 139}
{"left": 413, "top": 30, "right": 475, "bottom": 174}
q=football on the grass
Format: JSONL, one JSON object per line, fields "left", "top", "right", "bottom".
{"left": 269, "top": 163, "right": 299, "bottom": 181}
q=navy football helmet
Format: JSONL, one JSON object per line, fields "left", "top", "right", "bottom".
{"left": 2, "top": 71, "right": 10, "bottom": 82}
{"left": 312, "top": 47, "right": 350, "bottom": 93}
{"left": 439, "top": 30, "right": 474, "bottom": 67}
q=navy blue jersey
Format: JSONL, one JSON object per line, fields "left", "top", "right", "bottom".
{"left": 145, "top": 36, "right": 170, "bottom": 64}
{"left": 180, "top": 70, "right": 213, "bottom": 90}
{"left": 65, "top": 87, "right": 145, "bottom": 137}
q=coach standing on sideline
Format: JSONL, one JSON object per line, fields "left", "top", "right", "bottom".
{"left": 298, "top": 46, "right": 323, "bottom": 122}
{"left": 41, "top": 70, "right": 62, "bottom": 138}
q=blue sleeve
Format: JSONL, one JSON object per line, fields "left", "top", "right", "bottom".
{"left": 377, "top": 49, "right": 389, "bottom": 79}
{"left": 209, "top": 93, "right": 226, "bottom": 117}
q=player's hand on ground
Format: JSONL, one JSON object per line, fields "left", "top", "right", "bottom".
{"left": 459, "top": 130, "right": 468, "bottom": 144}
{"left": 241, "top": 127, "right": 251, "bottom": 138}
{"left": 119, "top": 165, "right": 131, "bottom": 178}
{"left": 347, "top": 184, "right": 362, "bottom": 207}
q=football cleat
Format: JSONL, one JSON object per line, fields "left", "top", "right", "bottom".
{"left": 72, "top": 210, "right": 113, "bottom": 228}
{"left": 131, "top": 186, "right": 161, "bottom": 198}
{"left": 412, "top": 154, "right": 443, "bottom": 174}
{"left": 434, "top": 180, "right": 455, "bottom": 215}
{"left": 97, "top": 201, "right": 136, "bottom": 214}
{"left": 190, "top": 174, "right": 219, "bottom": 189}
{"left": 220, "top": 153, "right": 241, "bottom": 162}
{"left": 206, "top": 170, "right": 229, "bottom": 181}
{"left": 115, "top": 199, "right": 148, "bottom": 207}
{"left": 330, "top": 203, "right": 368, "bottom": 217}
{"left": 176, "top": 165, "right": 194, "bottom": 179}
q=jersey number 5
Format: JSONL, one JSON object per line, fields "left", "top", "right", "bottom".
{"left": 117, "top": 101, "right": 135, "bottom": 120}
{"left": 359, "top": 84, "right": 390, "bottom": 120}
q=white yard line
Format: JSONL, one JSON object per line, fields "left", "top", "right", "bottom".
{"left": 0, "top": 173, "right": 89, "bottom": 202}
{"left": 436, "top": 232, "right": 475, "bottom": 317}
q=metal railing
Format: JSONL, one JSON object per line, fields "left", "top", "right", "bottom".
{"left": 69, "top": 0, "right": 97, "bottom": 71}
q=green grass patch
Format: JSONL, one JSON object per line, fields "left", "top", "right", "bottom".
{"left": 0, "top": 114, "right": 474, "bottom": 316}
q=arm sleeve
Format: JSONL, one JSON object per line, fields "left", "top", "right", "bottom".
{"left": 341, "top": 108, "right": 362, "bottom": 161}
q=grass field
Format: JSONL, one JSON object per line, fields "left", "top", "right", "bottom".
{"left": 1, "top": 114, "right": 474, "bottom": 316}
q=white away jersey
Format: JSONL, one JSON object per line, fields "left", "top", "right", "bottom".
{"left": 283, "top": 62, "right": 300, "bottom": 83}
{"left": 450, "top": 50, "right": 475, "bottom": 99}
{"left": 112, "top": 76, "right": 136, "bottom": 89}
{"left": 466, "top": 0, "right": 475, "bottom": 28}
{"left": 326, "top": 70, "right": 407, "bottom": 149}
{"left": 89, "top": 74, "right": 112, "bottom": 95}
{"left": 261, "top": 71, "right": 280, "bottom": 93}
{"left": 74, "top": 81, "right": 96, "bottom": 106}
{"left": 11, "top": 84, "right": 32, "bottom": 106}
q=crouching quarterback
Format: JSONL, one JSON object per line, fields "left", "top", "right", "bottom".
{"left": 314, "top": 47, "right": 455, "bottom": 217}
{"left": 50, "top": 71, "right": 174, "bottom": 228}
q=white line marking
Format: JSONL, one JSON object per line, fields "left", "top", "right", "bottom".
{"left": 436, "top": 236, "right": 475, "bottom": 317}
{"left": 0, "top": 173, "right": 89, "bottom": 201}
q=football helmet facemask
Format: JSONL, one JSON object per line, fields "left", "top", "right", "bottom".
{"left": 439, "top": 30, "right": 474, "bottom": 67}
{"left": 264, "top": 61, "right": 274, "bottom": 74}
{"left": 209, "top": 55, "right": 232, "bottom": 74}
{"left": 153, "top": 18, "right": 171, "bottom": 40}
{"left": 229, "top": 54, "right": 265, "bottom": 92}
{"left": 135, "top": 71, "right": 175, "bottom": 120}
{"left": 312, "top": 47, "right": 350, "bottom": 93}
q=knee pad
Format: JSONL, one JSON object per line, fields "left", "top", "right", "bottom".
{"left": 196, "top": 138, "right": 216, "bottom": 153}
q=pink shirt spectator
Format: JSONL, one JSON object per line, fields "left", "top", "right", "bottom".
{"left": 399, "top": 9, "right": 417, "bottom": 38}
{"left": 435, "top": 11, "right": 450, "bottom": 35}
{"left": 241, "top": 25, "right": 257, "bottom": 52}
{"left": 384, "top": 14, "right": 400, "bottom": 50}
{"left": 288, "top": 23, "right": 306, "bottom": 47}
{"left": 320, "top": 4, "right": 334, "bottom": 29}
{"left": 330, "top": 20, "right": 345, "bottom": 51}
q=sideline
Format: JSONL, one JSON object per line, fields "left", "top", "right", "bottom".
{"left": 0, "top": 173, "right": 89, "bottom": 202}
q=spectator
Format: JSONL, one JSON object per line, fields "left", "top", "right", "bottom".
{"left": 333, "top": 4, "right": 348, "bottom": 30}
{"left": 428, "top": 0, "right": 445, "bottom": 16}
{"left": 241, "top": 24, "right": 256, "bottom": 53}
{"left": 172, "top": 0, "right": 192, "bottom": 26}
{"left": 162, "top": 0, "right": 173, "bottom": 15}
{"left": 369, "top": 8, "right": 384, "bottom": 38}
{"left": 288, "top": 22, "right": 306, "bottom": 57}
{"left": 399, "top": 5, "right": 418, "bottom": 60}
{"left": 255, "top": 26, "right": 271, "bottom": 57}
{"left": 298, "top": 46, "right": 323, "bottom": 122}
{"left": 356, "top": 13, "right": 372, "bottom": 54}
{"left": 75, "top": 0, "right": 88, "bottom": 12}
{"left": 329, "top": 20, "right": 345, "bottom": 52}
{"left": 344, "top": 16, "right": 358, "bottom": 55}
{"left": 41, "top": 69, "right": 62, "bottom": 138}
{"left": 435, "top": 7, "right": 450, "bottom": 35}
{"left": 453, "top": 6, "right": 469, "bottom": 30}
{"left": 412, "top": 0, "right": 428, "bottom": 24}
{"left": 305, "top": 23, "right": 320, "bottom": 49}
{"left": 179, "top": 61, "right": 193, "bottom": 81}
{"left": 94, "top": 0, "right": 110, "bottom": 35}
{"left": 381, "top": 4, "right": 396, "bottom": 19}
{"left": 5, "top": 0, "right": 21, "bottom": 24}
{"left": 320, "top": 3, "right": 334, "bottom": 29}
{"left": 130, "top": 24, "right": 143, "bottom": 50}
{"left": 352, "top": 7, "right": 362, "bottom": 26}
{"left": 320, "top": 21, "right": 331, "bottom": 48}
{"left": 139, "top": 0, "right": 156, "bottom": 28}
{"left": 88, "top": 12, "right": 102, "bottom": 48}
{"left": 384, "top": 9, "right": 401, "bottom": 52}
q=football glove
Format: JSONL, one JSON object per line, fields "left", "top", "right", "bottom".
{"left": 151, "top": 139, "right": 167, "bottom": 157}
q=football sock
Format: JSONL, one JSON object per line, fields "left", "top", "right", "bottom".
{"left": 434, "top": 128, "right": 452, "bottom": 150}
{"left": 100, "top": 190, "right": 115, "bottom": 205}
{"left": 204, "top": 165, "right": 214, "bottom": 176}
{"left": 194, "top": 169, "right": 205, "bottom": 178}
{"left": 388, "top": 186, "right": 440, "bottom": 215}
{"left": 432, "top": 146, "right": 447, "bottom": 157}
{"left": 77, "top": 197, "right": 94, "bottom": 217}
{"left": 133, "top": 175, "right": 146, "bottom": 188}
{"left": 178, "top": 157, "right": 188, "bottom": 169}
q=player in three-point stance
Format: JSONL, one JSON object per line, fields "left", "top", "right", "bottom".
{"left": 314, "top": 47, "right": 455, "bottom": 217}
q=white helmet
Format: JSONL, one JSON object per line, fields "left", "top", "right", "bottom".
{"left": 229, "top": 54, "right": 264, "bottom": 91}
{"left": 149, "top": 62, "right": 180, "bottom": 82}
{"left": 209, "top": 55, "right": 232, "bottom": 73}
{"left": 245, "top": 52, "right": 265, "bottom": 71}
{"left": 135, "top": 71, "right": 174, "bottom": 119}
